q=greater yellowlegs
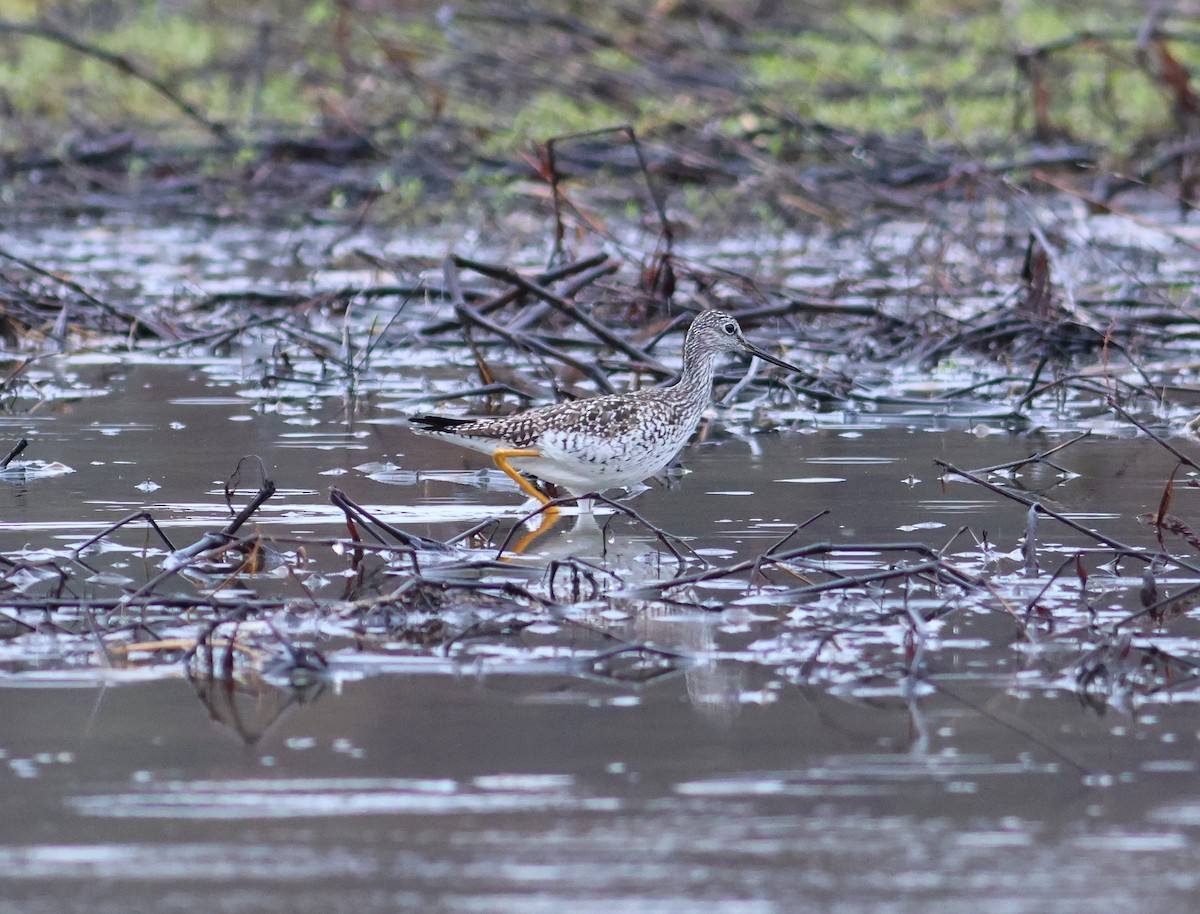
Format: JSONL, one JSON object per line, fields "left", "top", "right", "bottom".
{"left": 409, "top": 310, "right": 801, "bottom": 506}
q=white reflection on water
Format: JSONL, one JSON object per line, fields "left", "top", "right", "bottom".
{"left": 674, "top": 753, "right": 1058, "bottom": 799}
{"left": 0, "top": 842, "right": 377, "bottom": 879}
{"left": 68, "top": 775, "right": 620, "bottom": 819}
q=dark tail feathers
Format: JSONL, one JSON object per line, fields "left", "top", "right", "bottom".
{"left": 408, "top": 415, "right": 474, "bottom": 432}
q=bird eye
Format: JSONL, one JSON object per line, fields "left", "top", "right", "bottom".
{"left": 722, "top": 322, "right": 736, "bottom": 334}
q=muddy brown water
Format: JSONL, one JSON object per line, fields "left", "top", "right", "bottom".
{"left": 2, "top": 220, "right": 1200, "bottom": 912}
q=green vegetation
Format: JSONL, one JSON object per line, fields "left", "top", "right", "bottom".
{"left": 0, "top": 1, "right": 1191, "bottom": 151}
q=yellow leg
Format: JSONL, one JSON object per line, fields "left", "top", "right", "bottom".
{"left": 492, "top": 447, "right": 553, "bottom": 505}
{"left": 491, "top": 447, "right": 563, "bottom": 555}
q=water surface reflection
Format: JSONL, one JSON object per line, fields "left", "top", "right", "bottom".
{"left": 0, "top": 288, "right": 1197, "bottom": 911}
{"left": 2, "top": 671, "right": 1200, "bottom": 912}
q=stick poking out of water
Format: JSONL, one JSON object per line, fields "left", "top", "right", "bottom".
{"left": 0, "top": 438, "right": 27, "bottom": 469}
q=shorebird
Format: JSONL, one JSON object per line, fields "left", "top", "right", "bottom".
{"left": 409, "top": 310, "right": 801, "bottom": 507}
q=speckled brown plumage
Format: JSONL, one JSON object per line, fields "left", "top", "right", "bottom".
{"left": 409, "top": 310, "right": 800, "bottom": 498}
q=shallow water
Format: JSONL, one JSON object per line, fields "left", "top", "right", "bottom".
{"left": 3, "top": 365, "right": 1199, "bottom": 912}
{"left": 3, "top": 218, "right": 1200, "bottom": 912}
{"left": 4, "top": 667, "right": 1200, "bottom": 912}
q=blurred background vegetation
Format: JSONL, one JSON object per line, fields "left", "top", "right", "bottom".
{"left": 0, "top": 1, "right": 1196, "bottom": 224}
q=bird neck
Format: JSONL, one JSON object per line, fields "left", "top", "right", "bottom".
{"left": 670, "top": 339, "right": 717, "bottom": 406}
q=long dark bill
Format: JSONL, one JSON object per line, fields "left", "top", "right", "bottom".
{"left": 744, "top": 343, "right": 804, "bottom": 374}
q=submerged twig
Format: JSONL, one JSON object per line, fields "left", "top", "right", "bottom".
{"left": 328, "top": 487, "right": 452, "bottom": 554}
{"left": 453, "top": 255, "right": 670, "bottom": 373}
{"left": 0, "top": 438, "right": 28, "bottom": 469}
